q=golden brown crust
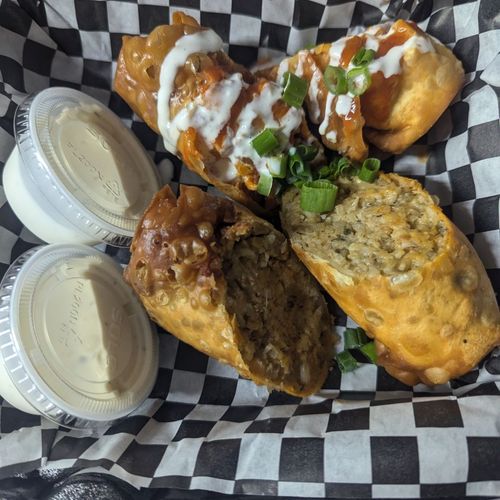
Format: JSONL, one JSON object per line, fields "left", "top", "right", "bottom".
{"left": 259, "top": 20, "right": 464, "bottom": 157}
{"left": 260, "top": 47, "right": 367, "bottom": 162}
{"left": 114, "top": 13, "right": 322, "bottom": 214}
{"left": 125, "top": 185, "right": 333, "bottom": 396}
{"left": 114, "top": 15, "right": 266, "bottom": 213}
{"left": 363, "top": 31, "right": 465, "bottom": 153}
{"left": 281, "top": 173, "right": 500, "bottom": 386}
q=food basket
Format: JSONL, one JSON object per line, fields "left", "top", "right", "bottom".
{"left": 0, "top": 0, "right": 498, "bottom": 497}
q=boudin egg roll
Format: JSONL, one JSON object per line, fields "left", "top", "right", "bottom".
{"left": 114, "top": 12, "right": 322, "bottom": 213}
{"left": 280, "top": 173, "right": 500, "bottom": 386}
{"left": 260, "top": 20, "right": 464, "bottom": 159}
{"left": 125, "top": 185, "right": 334, "bottom": 396}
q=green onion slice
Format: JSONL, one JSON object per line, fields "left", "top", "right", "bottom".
{"left": 324, "top": 66, "right": 347, "bottom": 95}
{"left": 358, "top": 158, "right": 381, "bottom": 183}
{"left": 288, "top": 152, "right": 312, "bottom": 181}
{"left": 257, "top": 171, "right": 273, "bottom": 196}
{"left": 347, "top": 66, "right": 372, "bottom": 96}
{"left": 267, "top": 154, "right": 287, "bottom": 178}
{"left": 337, "top": 350, "right": 358, "bottom": 373}
{"left": 251, "top": 128, "right": 279, "bottom": 157}
{"left": 282, "top": 72, "right": 308, "bottom": 108}
{"left": 337, "top": 156, "right": 360, "bottom": 178}
{"left": 359, "top": 341, "right": 377, "bottom": 364}
{"left": 318, "top": 164, "right": 334, "bottom": 179}
{"left": 300, "top": 179, "right": 338, "bottom": 213}
{"left": 352, "top": 47, "right": 376, "bottom": 66}
{"left": 344, "top": 327, "right": 370, "bottom": 350}
{"left": 296, "top": 144, "right": 318, "bottom": 161}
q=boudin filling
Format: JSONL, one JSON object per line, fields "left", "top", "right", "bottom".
{"left": 281, "top": 175, "right": 448, "bottom": 278}
{"left": 222, "top": 228, "right": 332, "bottom": 391}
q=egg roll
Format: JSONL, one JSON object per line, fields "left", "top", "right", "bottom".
{"left": 114, "top": 12, "right": 322, "bottom": 213}
{"left": 260, "top": 20, "right": 464, "bottom": 158}
{"left": 280, "top": 173, "right": 500, "bottom": 386}
{"left": 125, "top": 185, "right": 334, "bottom": 396}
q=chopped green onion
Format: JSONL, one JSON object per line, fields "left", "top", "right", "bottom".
{"left": 272, "top": 180, "right": 285, "bottom": 197}
{"left": 288, "top": 152, "right": 312, "bottom": 181}
{"left": 360, "top": 341, "right": 377, "bottom": 364}
{"left": 337, "top": 156, "right": 360, "bottom": 178}
{"left": 358, "top": 158, "right": 381, "bottom": 183}
{"left": 352, "top": 47, "right": 376, "bottom": 66}
{"left": 282, "top": 72, "right": 308, "bottom": 108}
{"left": 267, "top": 154, "right": 287, "bottom": 178}
{"left": 344, "top": 327, "right": 370, "bottom": 350}
{"left": 329, "top": 158, "right": 342, "bottom": 179}
{"left": 347, "top": 66, "right": 372, "bottom": 96}
{"left": 337, "top": 350, "right": 358, "bottom": 373}
{"left": 296, "top": 144, "right": 318, "bottom": 161}
{"left": 324, "top": 66, "right": 347, "bottom": 95}
{"left": 257, "top": 171, "right": 273, "bottom": 196}
{"left": 300, "top": 179, "right": 338, "bottom": 213}
{"left": 318, "top": 164, "right": 334, "bottom": 179}
{"left": 251, "top": 128, "right": 279, "bottom": 157}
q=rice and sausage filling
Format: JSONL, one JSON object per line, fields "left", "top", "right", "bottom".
{"left": 222, "top": 229, "right": 332, "bottom": 392}
{"left": 281, "top": 174, "right": 448, "bottom": 278}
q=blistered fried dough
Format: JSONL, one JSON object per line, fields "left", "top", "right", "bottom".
{"left": 280, "top": 173, "right": 500, "bottom": 386}
{"left": 361, "top": 21, "right": 464, "bottom": 153}
{"left": 114, "top": 12, "right": 322, "bottom": 213}
{"left": 260, "top": 20, "right": 464, "bottom": 157}
{"left": 125, "top": 185, "right": 334, "bottom": 396}
{"left": 260, "top": 44, "right": 367, "bottom": 161}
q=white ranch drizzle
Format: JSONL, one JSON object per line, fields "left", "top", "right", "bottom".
{"left": 326, "top": 130, "right": 337, "bottom": 142}
{"left": 308, "top": 68, "right": 322, "bottom": 123}
{"left": 335, "top": 94, "right": 354, "bottom": 116}
{"left": 157, "top": 29, "right": 224, "bottom": 154}
{"left": 157, "top": 29, "right": 304, "bottom": 184}
{"left": 173, "top": 73, "right": 244, "bottom": 146}
{"left": 317, "top": 23, "right": 434, "bottom": 134}
{"left": 226, "top": 82, "right": 303, "bottom": 177}
{"left": 295, "top": 51, "right": 306, "bottom": 77}
{"left": 276, "top": 58, "right": 289, "bottom": 85}
{"left": 318, "top": 37, "right": 346, "bottom": 135}
{"left": 368, "top": 35, "right": 433, "bottom": 78}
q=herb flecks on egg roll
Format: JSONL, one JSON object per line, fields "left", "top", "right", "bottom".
{"left": 114, "top": 12, "right": 322, "bottom": 213}
{"left": 125, "top": 185, "right": 334, "bottom": 396}
{"left": 280, "top": 173, "right": 500, "bottom": 386}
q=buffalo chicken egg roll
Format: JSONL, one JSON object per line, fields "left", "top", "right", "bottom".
{"left": 125, "top": 185, "right": 334, "bottom": 396}
{"left": 260, "top": 20, "right": 464, "bottom": 159}
{"left": 114, "top": 12, "right": 322, "bottom": 213}
{"left": 281, "top": 173, "right": 500, "bottom": 386}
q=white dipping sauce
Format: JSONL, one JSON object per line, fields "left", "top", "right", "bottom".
{"left": 3, "top": 88, "right": 160, "bottom": 247}
{"left": 0, "top": 244, "right": 158, "bottom": 429}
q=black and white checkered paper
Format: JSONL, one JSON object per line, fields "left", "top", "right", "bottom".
{"left": 0, "top": 0, "right": 499, "bottom": 497}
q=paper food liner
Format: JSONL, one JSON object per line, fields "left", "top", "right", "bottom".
{"left": 0, "top": 0, "right": 499, "bottom": 497}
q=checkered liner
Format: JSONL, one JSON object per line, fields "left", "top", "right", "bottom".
{"left": 0, "top": 0, "right": 499, "bottom": 497}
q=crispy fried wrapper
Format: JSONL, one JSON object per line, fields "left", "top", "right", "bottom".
{"left": 125, "top": 185, "right": 334, "bottom": 396}
{"left": 114, "top": 12, "right": 323, "bottom": 213}
{"left": 259, "top": 20, "right": 464, "bottom": 159}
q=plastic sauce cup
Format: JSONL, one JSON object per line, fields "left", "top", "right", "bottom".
{"left": 3, "top": 87, "right": 161, "bottom": 247}
{"left": 0, "top": 244, "right": 159, "bottom": 430}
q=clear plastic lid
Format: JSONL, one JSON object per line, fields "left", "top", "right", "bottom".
{"left": 14, "top": 87, "right": 161, "bottom": 247}
{"left": 0, "top": 245, "right": 159, "bottom": 430}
